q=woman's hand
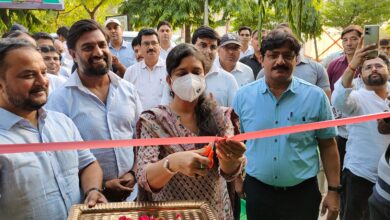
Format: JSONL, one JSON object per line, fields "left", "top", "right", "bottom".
{"left": 216, "top": 138, "right": 246, "bottom": 162}
{"left": 169, "top": 149, "right": 211, "bottom": 177}
{"left": 216, "top": 138, "right": 246, "bottom": 176}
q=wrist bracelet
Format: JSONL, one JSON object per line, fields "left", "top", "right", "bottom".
{"left": 128, "top": 170, "right": 137, "bottom": 181}
{"left": 163, "top": 159, "right": 178, "bottom": 175}
{"left": 84, "top": 187, "right": 102, "bottom": 199}
{"left": 348, "top": 63, "right": 357, "bottom": 72}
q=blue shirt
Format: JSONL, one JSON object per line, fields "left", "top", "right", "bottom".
{"left": 233, "top": 77, "right": 337, "bottom": 187}
{"left": 109, "top": 40, "right": 136, "bottom": 68}
{"left": 46, "top": 71, "right": 143, "bottom": 184}
{"left": 0, "top": 108, "right": 96, "bottom": 220}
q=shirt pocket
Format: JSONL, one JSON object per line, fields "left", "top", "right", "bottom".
{"left": 287, "top": 115, "right": 317, "bottom": 147}
{"left": 54, "top": 151, "right": 79, "bottom": 177}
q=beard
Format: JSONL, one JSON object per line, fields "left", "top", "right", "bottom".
{"left": 6, "top": 84, "right": 47, "bottom": 111}
{"left": 79, "top": 54, "right": 111, "bottom": 77}
{"left": 363, "top": 73, "right": 387, "bottom": 86}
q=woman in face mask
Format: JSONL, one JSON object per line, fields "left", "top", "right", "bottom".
{"left": 135, "top": 43, "right": 246, "bottom": 219}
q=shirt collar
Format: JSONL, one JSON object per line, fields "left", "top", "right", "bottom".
{"left": 109, "top": 40, "right": 128, "bottom": 49}
{"left": 206, "top": 63, "right": 221, "bottom": 77}
{"left": 259, "top": 76, "right": 298, "bottom": 94}
{"left": 65, "top": 70, "right": 120, "bottom": 88}
{"left": 215, "top": 58, "right": 241, "bottom": 73}
{"left": 141, "top": 57, "right": 165, "bottom": 70}
{"left": 337, "top": 55, "right": 348, "bottom": 64}
{"left": 0, "top": 107, "right": 47, "bottom": 130}
{"left": 297, "top": 55, "right": 309, "bottom": 65}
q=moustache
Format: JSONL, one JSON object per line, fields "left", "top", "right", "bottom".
{"left": 272, "top": 65, "right": 289, "bottom": 71}
{"left": 147, "top": 49, "right": 156, "bottom": 53}
{"left": 29, "top": 86, "right": 47, "bottom": 94}
{"left": 89, "top": 56, "right": 108, "bottom": 63}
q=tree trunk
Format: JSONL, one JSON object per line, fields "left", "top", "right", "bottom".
{"left": 0, "top": 9, "right": 10, "bottom": 28}
{"left": 313, "top": 36, "right": 319, "bottom": 61}
{"left": 185, "top": 24, "right": 191, "bottom": 43}
{"left": 204, "top": 0, "right": 209, "bottom": 25}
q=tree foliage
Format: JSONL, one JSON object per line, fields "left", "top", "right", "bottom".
{"left": 120, "top": 0, "right": 323, "bottom": 42}
{"left": 0, "top": 0, "right": 122, "bottom": 34}
{"left": 0, "top": 9, "right": 42, "bottom": 33}
{"left": 255, "top": 0, "right": 322, "bottom": 40}
{"left": 119, "top": 0, "right": 221, "bottom": 29}
{"left": 321, "top": 0, "right": 390, "bottom": 28}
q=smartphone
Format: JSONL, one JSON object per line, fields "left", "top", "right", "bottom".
{"left": 364, "top": 25, "right": 380, "bottom": 59}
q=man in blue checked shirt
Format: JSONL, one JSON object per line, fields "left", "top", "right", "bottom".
{"left": 0, "top": 38, "right": 107, "bottom": 220}
{"left": 233, "top": 29, "right": 340, "bottom": 220}
{"left": 46, "top": 19, "right": 143, "bottom": 202}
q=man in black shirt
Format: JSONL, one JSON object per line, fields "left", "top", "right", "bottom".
{"left": 239, "top": 29, "right": 268, "bottom": 79}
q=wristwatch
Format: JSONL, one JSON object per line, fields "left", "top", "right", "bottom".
{"left": 163, "top": 159, "right": 178, "bottom": 175}
{"left": 328, "top": 185, "right": 343, "bottom": 194}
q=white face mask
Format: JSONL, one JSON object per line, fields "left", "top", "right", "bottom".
{"left": 172, "top": 73, "right": 206, "bottom": 102}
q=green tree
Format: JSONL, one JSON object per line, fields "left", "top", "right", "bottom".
{"left": 120, "top": 0, "right": 229, "bottom": 42}
{"left": 52, "top": 0, "right": 123, "bottom": 31}
{"left": 322, "top": 0, "right": 390, "bottom": 28}
{"left": 256, "top": 0, "right": 322, "bottom": 40}
{"left": 0, "top": 9, "right": 42, "bottom": 34}
{"left": 0, "top": 0, "right": 123, "bottom": 34}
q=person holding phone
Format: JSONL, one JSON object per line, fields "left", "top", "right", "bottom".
{"left": 332, "top": 39, "right": 390, "bottom": 220}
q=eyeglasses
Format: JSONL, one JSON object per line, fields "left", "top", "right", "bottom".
{"left": 38, "top": 45, "right": 58, "bottom": 53}
{"left": 266, "top": 52, "right": 296, "bottom": 61}
{"left": 141, "top": 41, "right": 159, "bottom": 47}
{"left": 363, "top": 63, "right": 386, "bottom": 71}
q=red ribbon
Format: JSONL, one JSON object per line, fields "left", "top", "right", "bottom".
{"left": 1, "top": 112, "right": 389, "bottom": 154}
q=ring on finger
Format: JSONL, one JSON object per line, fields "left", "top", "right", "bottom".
{"left": 200, "top": 163, "right": 205, "bottom": 170}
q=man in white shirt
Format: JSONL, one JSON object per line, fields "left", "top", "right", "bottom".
{"left": 216, "top": 33, "right": 254, "bottom": 87}
{"left": 124, "top": 28, "right": 167, "bottom": 110}
{"left": 46, "top": 19, "right": 143, "bottom": 202}
{"left": 238, "top": 26, "right": 254, "bottom": 59}
{"left": 157, "top": 21, "right": 176, "bottom": 60}
{"left": 131, "top": 36, "right": 143, "bottom": 62}
{"left": 332, "top": 45, "right": 390, "bottom": 220}
{"left": 160, "top": 26, "right": 239, "bottom": 107}
{"left": 105, "top": 18, "right": 135, "bottom": 77}
{"left": 0, "top": 38, "right": 106, "bottom": 220}
{"left": 56, "top": 26, "right": 74, "bottom": 70}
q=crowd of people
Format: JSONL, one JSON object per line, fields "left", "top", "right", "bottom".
{"left": 0, "top": 18, "right": 390, "bottom": 220}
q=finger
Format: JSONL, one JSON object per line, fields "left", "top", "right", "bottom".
{"left": 87, "top": 196, "right": 97, "bottom": 208}
{"left": 192, "top": 166, "right": 208, "bottom": 177}
{"left": 216, "top": 143, "right": 229, "bottom": 157}
{"left": 326, "top": 211, "right": 338, "bottom": 220}
{"left": 98, "top": 195, "right": 108, "bottom": 204}
{"left": 193, "top": 147, "right": 208, "bottom": 155}
{"left": 226, "top": 139, "right": 246, "bottom": 154}
{"left": 218, "top": 142, "right": 242, "bottom": 160}
{"left": 116, "top": 184, "right": 134, "bottom": 192}
{"left": 195, "top": 154, "right": 211, "bottom": 167}
{"left": 124, "top": 181, "right": 136, "bottom": 188}
{"left": 216, "top": 149, "right": 230, "bottom": 161}
{"left": 358, "top": 37, "right": 363, "bottom": 49}
{"left": 119, "top": 178, "right": 130, "bottom": 184}
{"left": 320, "top": 203, "right": 327, "bottom": 216}
{"left": 360, "top": 49, "right": 378, "bottom": 57}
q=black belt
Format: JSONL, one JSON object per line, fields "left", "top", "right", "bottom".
{"left": 247, "top": 174, "right": 317, "bottom": 191}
